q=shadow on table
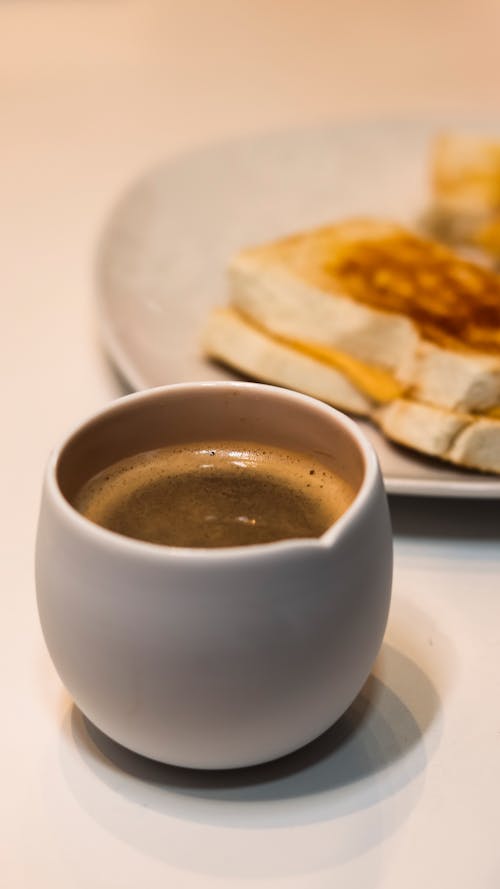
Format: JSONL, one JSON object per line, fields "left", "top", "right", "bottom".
{"left": 60, "top": 642, "right": 438, "bottom": 878}
{"left": 67, "top": 644, "right": 436, "bottom": 820}
{"left": 389, "top": 494, "right": 500, "bottom": 541}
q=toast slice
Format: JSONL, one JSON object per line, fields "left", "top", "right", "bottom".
{"left": 202, "top": 308, "right": 500, "bottom": 474}
{"left": 424, "top": 133, "right": 500, "bottom": 261}
{"left": 227, "top": 219, "right": 500, "bottom": 413}
{"left": 375, "top": 399, "right": 500, "bottom": 474}
{"left": 431, "top": 133, "right": 500, "bottom": 215}
{"left": 202, "top": 307, "right": 374, "bottom": 415}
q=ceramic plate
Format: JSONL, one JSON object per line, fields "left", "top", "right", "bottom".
{"left": 96, "top": 118, "right": 500, "bottom": 497}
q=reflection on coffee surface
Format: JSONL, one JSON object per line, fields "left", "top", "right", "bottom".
{"left": 72, "top": 440, "right": 356, "bottom": 547}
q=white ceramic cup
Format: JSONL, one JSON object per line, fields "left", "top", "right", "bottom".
{"left": 36, "top": 381, "right": 392, "bottom": 769}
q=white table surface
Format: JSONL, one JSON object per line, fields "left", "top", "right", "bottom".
{"left": 1, "top": 2, "right": 500, "bottom": 887}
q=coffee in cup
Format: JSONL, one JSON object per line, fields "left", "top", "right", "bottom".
{"left": 72, "top": 439, "right": 356, "bottom": 548}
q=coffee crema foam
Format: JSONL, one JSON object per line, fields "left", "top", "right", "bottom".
{"left": 72, "top": 441, "right": 356, "bottom": 548}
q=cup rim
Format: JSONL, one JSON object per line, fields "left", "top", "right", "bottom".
{"left": 46, "top": 381, "right": 381, "bottom": 561}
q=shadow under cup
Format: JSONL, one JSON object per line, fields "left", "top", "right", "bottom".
{"left": 37, "top": 382, "right": 392, "bottom": 769}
